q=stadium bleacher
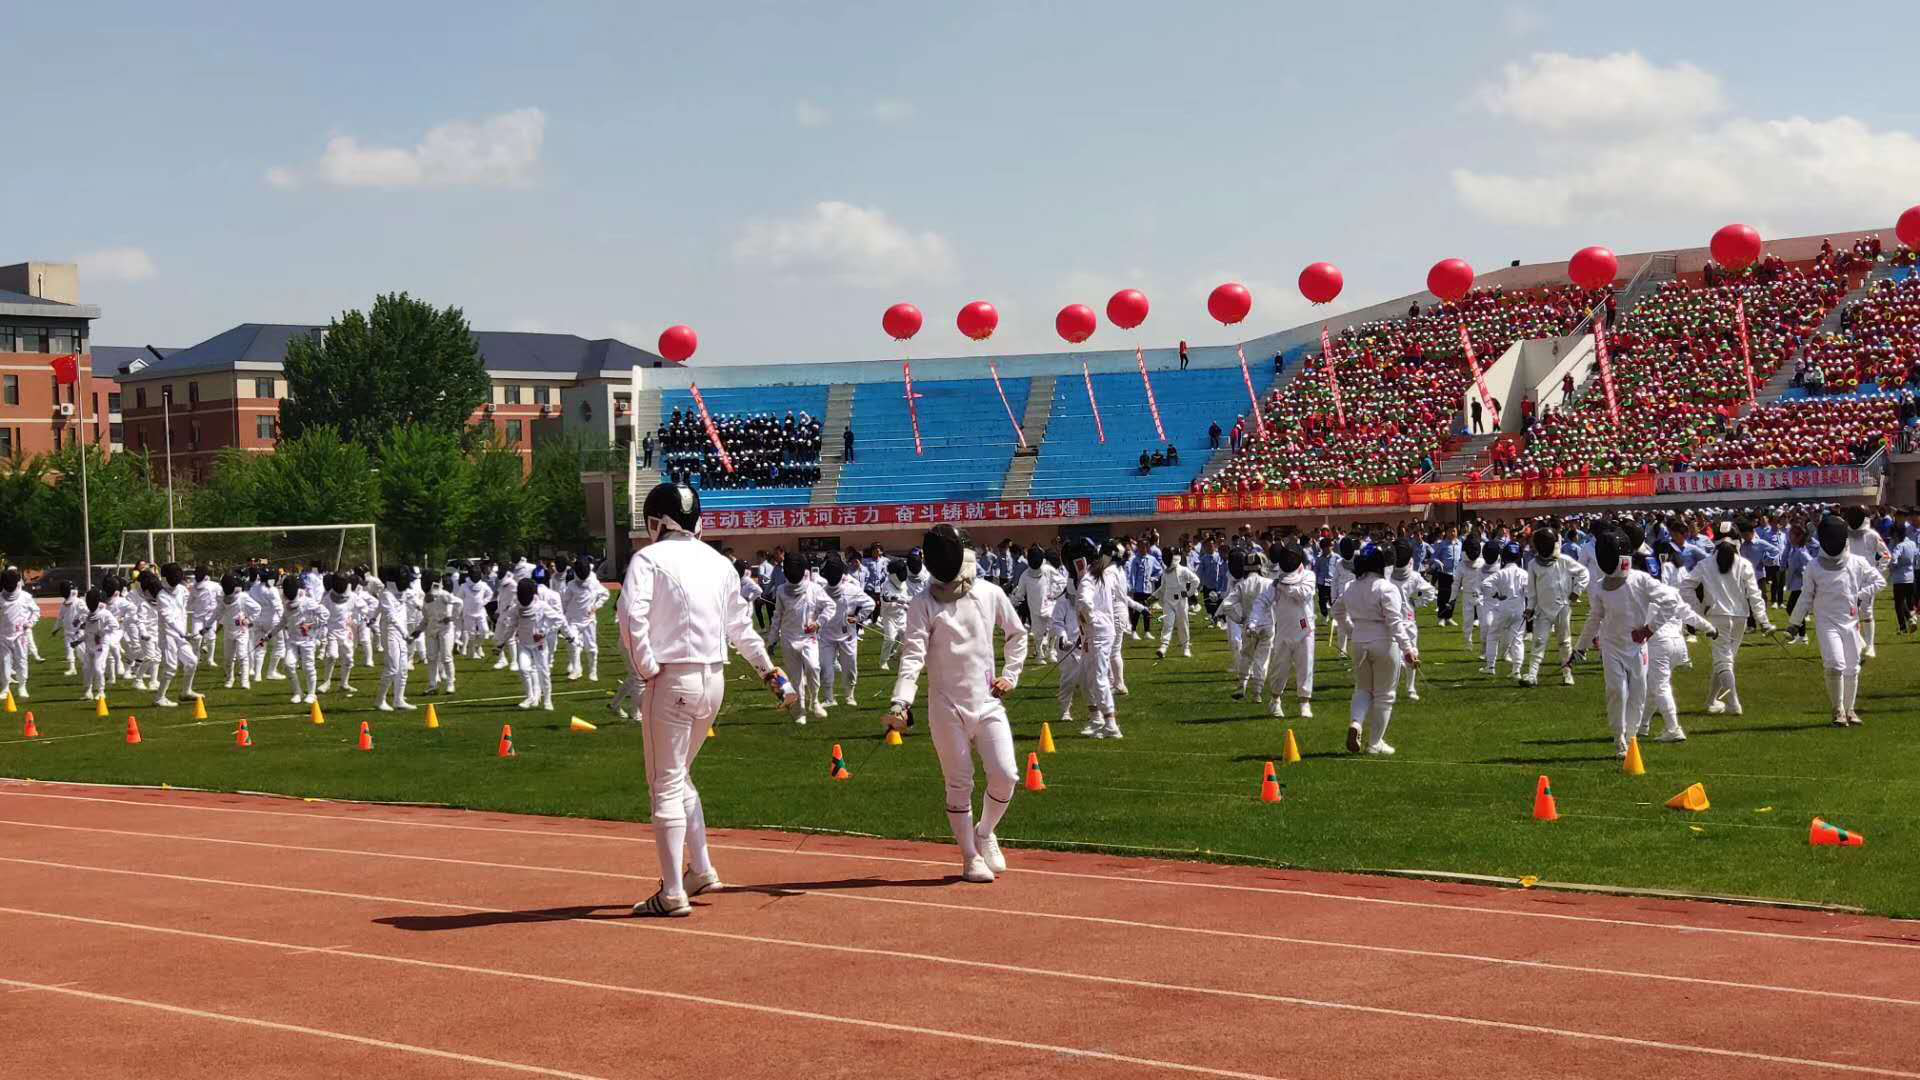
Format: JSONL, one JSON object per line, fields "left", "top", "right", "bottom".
{"left": 835, "top": 376, "right": 1030, "bottom": 504}
{"left": 657, "top": 385, "right": 828, "bottom": 508}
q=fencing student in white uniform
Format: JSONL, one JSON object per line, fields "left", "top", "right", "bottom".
{"left": 494, "top": 577, "right": 570, "bottom": 710}
{"left": 1218, "top": 550, "right": 1267, "bottom": 697}
{"left": 1330, "top": 536, "right": 1358, "bottom": 656}
{"left": 1155, "top": 553, "right": 1202, "bottom": 659}
{"left": 1065, "top": 537, "right": 1121, "bottom": 738}
{"left": 1842, "top": 506, "right": 1892, "bottom": 660}
{"left": 1523, "top": 528, "right": 1589, "bottom": 687}
{"left": 1790, "top": 513, "right": 1887, "bottom": 727}
{"left": 1456, "top": 537, "right": 1485, "bottom": 650}
{"left": 190, "top": 568, "right": 222, "bottom": 664}
{"left": 875, "top": 559, "right": 911, "bottom": 671}
{"left": 1641, "top": 551, "right": 1716, "bottom": 743}
{"left": 1014, "top": 547, "right": 1060, "bottom": 665}
{"left": 624, "top": 483, "right": 793, "bottom": 917}
{"left": 1102, "top": 539, "right": 1146, "bottom": 695}
{"left": 148, "top": 565, "right": 201, "bottom": 707}
{"left": 1049, "top": 574, "right": 1093, "bottom": 728}
{"left": 1478, "top": 543, "right": 1530, "bottom": 680}
{"left": 109, "top": 579, "right": 146, "bottom": 689}
{"left": 58, "top": 581, "right": 83, "bottom": 676}
{"left": 318, "top": 574, "right": 361, "bottom": 695}
{"left": 1388, "top": 538, "right": 1438, "bottom": 701}
{"left": 885, "top": 524, "right": 1030, "bottom": 884}
{"left": 0, "top": 570, "right": 40, "bottom": 701}
{"left": 374, "top": 567, "right": 421, "bottom": 712}
{"left": 817, "top": 556, "right": 875, "bottom": 707}
{"left": 250, "top": 569, "right": 287, "bottom": 681}
{"left": 1572, "top": 526, "right": 1659, "bottom": 758}
{"left": 216, "top": 574, "right": 261, "bottom": 689}
{"left": 74, "top": 587, "right": 119, "bottom": 702}
{"left": 460, "top": 568, "right": 495, "bottom": 659}
{"left": 422, "top": 573, "right": 464, "bottom": 694}
{"left": 561, "top": 559, "right": 609, "bottom": 682}
{"left": 1331, "top": 542, "right": 1418, "bottom": 756}
{"left": 770, "top": 552, "right": 833, "bottom": 722}
{"left": 1260, "top": 543, "right": 1318, "bottom": 718}
{"left": 1678, "top": 522, "right": 1772, "bottom": 715}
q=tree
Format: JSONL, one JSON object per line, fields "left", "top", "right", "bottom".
{"left": 250, "top": 427, "right": 380, "bottom": 527}
{"left": 184, "top": 449, "right": 264, "bottom": 529}
{"left": 529, "top": 433, "right": 592, "bottom": 552}
{"left": 377, "top": 423, "right": 474, "bottom": 566}
{"left": 0, "top": 454, "right": 57, "bottom": 564}
{"left": 461, "top": 443, "right": 535, "bottom": 557}
{"left": 37, "top": 446, "right": 171, "bottom": 567}
{"left": 279, "top": 292, "right": 491, "bottom": 448}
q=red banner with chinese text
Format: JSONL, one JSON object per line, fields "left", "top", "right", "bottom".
{"left": 1136, "top": 346, "right": 1166, "bottom": 442}
{"left": 902, "top": 361, "right": 924, "bottom": 455}
{"left": 1459, "top": 322, "right": 1497, "bottom": 426}
{"left": 1318, "top": 328, "right": 1345, "bottom": 429}
{"left": 1733, "top": 296, "right": 1757, "bottom": 407}
{"left": 686, "top": 383, "right": 734, "bottom": 473}
{"left": 1082, "top": 362, "right": 1106, "bottom": 444}
{"left": 1236, "top": 345, "right": 1266, "bottom": 433}
{"left": 1591, "top": 313, "right": 1621, "bottom": 426}
{"left": 699, "top": 497, "right": 1092, "bottom": 534}
{"left": 988, "top": 361, "right": 1027, "bottom": 448}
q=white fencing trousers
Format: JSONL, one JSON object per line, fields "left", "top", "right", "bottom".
{"left": 779, "top": 637, "right": 820, "bottom": 707}
{"left": 878, "top": 612, "right": 906, "bottom": 666}
{"left": 1159, "top": 603, "right": 1192, "bottom": 653}
{"left": 1488, "top": 609, "right": 1527, "bottom": 673}
{"left": 426, "top": 631, "right": 457, "bottom": 691}
{"left": 285, "top": 642, "right": 319, "bottom": 701}
{"left": 566, "top": 620, "right": 598, "bottom": 679}
{"left": 1236, "top": 628, "right": 1272, "bottom": 693}
{"left": 379, "top": 628, "right": 411, "bottom": 706}
{"left": 1083, "top": 635, "right": 1116, "bottom": 715}
{"left": 1224, "top": 621, "right": 1244, "bottom": 666}
{"left": 0, "top": 637, "right": 27, "bottom": 695}
{"left": 515, "top": 639, "right": 555, "bottom": 707}
{"left": 157, "top": 635, "right": 198, "bottom": 699}
{"left": 1599, "top": 645, "right": 1648, "bottom": 754}
{"left": 1706, "top": 613, "right": 1746, "bottom": 708}
{"left": 1643, "top": 637, "right": 1688, "bottom": 739}
{"left": 1056, "top": 645, "right": 1087, "bottom": 715}
{"left": 928, "top": 705, "right": 1020, "bottom": 865}
{"left": 1028, "top": 609, "right": 1055, "bottom": 664}
{"left": 641, "top": 661, "right": 722, "bottom": 898}
{"left": 1109, "top": 635, "right": 1127, "bottom": 691}
{"left": 1266, "top": 635, "right": 1314, "bottom": 703}
{"left": 1348, "top": 642, "right": 1401, "bottom": 747}
{"left": 225, "top": 627, "right": 254, "bottom": 688}
{"left": 1525, "top": 605, "right": 1573, "bottom": 680}
{"left": 820, "top": 637, "right": 858, "bottom": 702}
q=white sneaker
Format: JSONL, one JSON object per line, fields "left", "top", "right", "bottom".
{"left": 184, "top": 690, "right": 203, "bottom": 700}
{"left": 317, "top": 682, "right": 332, "bottom": 694}
{"left": 517, "top": 699, "right": 533, "bottom": 710}
{"left": 961, "top": 856, "right": 995, "bottom": 884}
{"left": 683, "top": 868, "right": 724, "bottom": 897}
{"left": 224, "top": 679, "right": 234, "bottom": 689}
{"left": 810, "top": 703, "right": 828, "bottom": 720}
{"left": 377, "top": 702, "right": 394, "bottom": 712}
{"left": 1365, "top": 741, "right": 1396, "bottom": 756}
{"left": 1116, "top": 684, "right": 1130, "bottom": 696}
{"left": 1407, "top": 688, "right": 1421, "bottom": 701}
{"left": 1267, "top": 698, "right": 1284, "bottom": 718}
{"left": 1182, "top": 648, "right": 1192, "bottom": 658}
{"left": 304, "top": 693, "right": 317, "bottom": 704}
{"left": 1298, "top": 702, "right": 1313, "bottom": 718}
{"left": 155, "top": 697, "right": 178, "bottom": 708}
{"left": 1846, "top": 713, "right": 1862, "bottom": 727}
{"left": 397, "top": 701, "right": 416, "bottom": 711}
{"left": 633, "top": 889, "right": 692, "bottom": 917}
{"left": 793, "top": 714, "right": 807, "bottom": 726}
{"left": 1706, "top": 700, "right": 1727, "bottom": 715}
{"left": 1561, "top": 670, "right": 1575, "bottom": 686}
{"left": 1728, "top": 700, "right": 1743, "bottom": 716}
{"left": 844, "top": 693, "right": 858, "bottom": 707}
{"left": 975, "top": 830, "right": 1007, "bottom": 874}
{"left": 542, "top": 701, "right": 554, "bottom": 711}
{"left": 1864, "top": 647, "right": 1877, "bottom": 660}
{"left": 1079, "top": 721, "right": 1100, "bottom": 737}
{"left": 1655, "top": 731, "right": 1687, "bottom": 743}
{"left": 1101, "top": 723, "right": 1123, "bottom": 740}
{"left": 291, "top": 694, "right": 304, "bottom": 705}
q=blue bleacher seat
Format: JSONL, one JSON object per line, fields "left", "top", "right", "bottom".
{"left": 836, "top": 377, "right": 1030, "bottom": 504}
{"left": 657, "top": 385, "right": 828, "bottom": 509}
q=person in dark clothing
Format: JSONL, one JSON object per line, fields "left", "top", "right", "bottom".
{"left": 842, "top": 425, "right": 855, "bottom": 463}
{"left": 1165, "top": 444, "right": 1179, "bottom": 466}
{"left": 1178, "top": 340, "right": 1190, "bottom": 370}
{"left": 641, "top": 432, "right": 654, "bottom": 469}
{"left": 1470, "top": 398, "right": 1485, "bottom": 434}
{"left": 1139, "top": 450, "right": 1153, "bottom": 475}
{"left": 1208, "top": 422, "right": 1222, "bottom": 450}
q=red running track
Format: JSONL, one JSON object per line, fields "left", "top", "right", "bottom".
{"left": 2, "top": 779, "right": 1919, "bottom": 1079}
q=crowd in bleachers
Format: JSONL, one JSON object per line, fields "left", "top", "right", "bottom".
{"left": 1198, "top": 285, "right": 1590, "bottom": 493}
{"left": 1796, "top": 276, "right": 1920, "bottom": 396}
{"left": 1690, "top": 396, "right": 1902, "bottom": 470}
{"left": 656, "top": 408, "right": 824, "bottom": 490}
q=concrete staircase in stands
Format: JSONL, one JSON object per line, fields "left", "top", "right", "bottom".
{"left": 1432, "top": 433, "right": 1501, "bottom": 480}
{"left": 811, "top": 383, "right": 856, "bottom": 505}
{"left": 628, "top": 388, "right": 663, "bottom": 489}
{"left": 999, "top": 375, "right": 1057, "bottom": 499}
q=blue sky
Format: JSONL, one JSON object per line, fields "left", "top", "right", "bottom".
{"left": 10, "top": 1, "right": 1918, "bottom": 363}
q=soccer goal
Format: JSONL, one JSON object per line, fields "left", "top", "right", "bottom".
{"left": 115, "top": 524, "right": 379, "bottom": 575}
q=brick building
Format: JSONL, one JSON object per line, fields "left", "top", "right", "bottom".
{"left": 0, "top": 262, "right": 120, "bottom": 459}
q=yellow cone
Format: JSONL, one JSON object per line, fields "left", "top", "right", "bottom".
{"left": 1665, "top": 782, "right": 1710, "bottom": 812}
{"left": 424, "top": 703, "right": 440, "bottom": 730}
{"left": 96, "top": 695, "right": 110, "bottom": 718}
{"left": 192, "top": 697, "right": 208, "bottom": 721}
{"left": 884, "top": 728, "right": 904, "bottom": 746}
{"left": 1282, "top": 728, "right": 1302, "bottom": 765}
{"left": 569, "top": 716, "right": 597, "bottom": 733}
{"left": 3, "top": 691, "right": 14, "bottom": 713}
{"left": 310, "top": 700, "right": 326, "bottom": 726}
{"left": 707, "top": 724, "right": 717, "bottom": 738}
{"left": 1623, "top": 737, "right": 1646, "bottom": 777}
{"left": 1037, "top": 722, "right": 1056, "bottom": 754}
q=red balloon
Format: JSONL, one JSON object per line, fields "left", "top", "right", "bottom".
{"left": 658, "top": 325, "right": 697, "bottom": 364}
{"left": 1710, "top": 224, "right": 1763, "bottom": 271}
{"left": 1298, "top": 263, "right": 1343, "bottom": 305}
{"left": 1055, "top": 304, "right": 1097, "bottom": 345}
{"left": 1567, "top": 246, "right": 1619, "bottom": 291}
{"left": 1207, "top": 282, "right": 1252, "bottom": 326}
{"left": 1426, "top": 259, "right": 1474, "bottom": 304}
{"left": 1106, "top": 289, "right": 1150, "bottom": 331}
{"left": 956, "top": 300, "right": 999, "bottom": 342}
{"left": 882, "top": 302, "right": 923, "bottom": 341}
{"left": 1897, "top": 206, "right": 1920, "bottom": 250}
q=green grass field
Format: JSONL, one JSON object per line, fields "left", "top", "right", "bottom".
{"left": 4, "top": 597, "right": 1916, "bottom": 915}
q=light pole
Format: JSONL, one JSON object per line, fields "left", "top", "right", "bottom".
{"left": 161, "top": 383, "right": 176, "bottom": 561}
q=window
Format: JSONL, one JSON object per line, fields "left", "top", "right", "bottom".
{"left": 503, "top": 384, "right": 523, "bottom": 405}
{"left": 0, "top": 428, "right": 12, "bottom": 458}
{"left": 254, "top": 378, "right": 274, "bottom": 399}
{"left": 187, "top": 381, "right": 199, "bottom": 405}
{"left": 256, "top": 415, "right": 275, "bottom": 440}
{"left": 50, "top": 329, "right": 76, "bottom": 354}
{"left": 505, "top": 419, "right": 523, "bottom": 445}
{"left": 110, "top": 422, "right": 124, "bottom": 445}
{"left": 108, "top": 392, "right": 121, "bottom": 413}
{"left": 0, "top": 326, "right": 12, "bottom": 350}
{"left": 2, "top": 375, "right": 16, "bottom": 405}
{"left": 189, "top": 420, "right": 201, "bottom": 450}
{"left": 135, "top": 388, "right": 147, "bottom": 410}
{"left": 533, "top": 385, "right": 551, "bottom": 407}
{"left": 17, "top": 326, "right": 48, "bottom": 353}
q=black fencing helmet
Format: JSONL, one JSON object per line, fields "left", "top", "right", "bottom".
{"left": 642, "top": 482, "right": 702, "bottom": 542}
{"left": 1275, "top": 543, "right": 1306, "bottom": 574}
{"left": 1593, "top": 528, "right": 1626, "bottom": 576}
{"left": 86, "top": 586, "right": 103, "bottom": 612}
{"left": 1619, "top": 521, "right": 1646, "bottom": 556}
{"left": 1026, "top": 545, "right": 1045, "bottom": 571}
{"left": 1227, "top": 548, "right": 1249, "bottom": 580}
{"left": 1714, "top": 540, "right": 1738, "bottom": 575}
{"left": 573, "top": 557, "right": 593, "bottom": 581}
{"left": 0, "top": 569, "right": 18, "bottom": 595}
{"left": 160, "top": 562, "right": 184, "bottom": 588}
{"left": 1354, "top": 542, "right": 1389, "bottom": 578}
{"left": 782, "top": 552, "right": 807, "bottom": 585}
{"left": 1392, "top": 538, "right": 1415, "bottom": 569}
{"left": 1817, "top": 513, "right": 1850, "bottom": 558}
{"left": 1842, "top": 505, "right": 1867, "bottom": 530}
{"left": 1500, "top": 542, "right": 1522, "bottom": 566}
{"left": 887, "top": 558, "right": 908, "bottom": 581}
{"left": 1462, "top": 537, "right": 1482, "bottom": 563}
{"left": 1532, "top": 528, "right": 1559, "bottom": 561}
{"left": 1337, "top": 535, "right": 1359, "bottom": 562}
{"left": 922, "top": 524, "right": 971, "bottom": 584}
{"left": 821, "top": 557, "right": 846, "bottom": 588}
{"left": 220, "top": 573, "right": 240, "bottom": 596}
{"left": 905, "top": 551, "right": 924, "bottom": 576}
{"left": 138, "top": 570, "right": 162, "bottom": 598}
{"left": 282, "top": 575, "right": 303, "bottom": 604}
{"left": 1062, "top": 536, "right": 1099, "bottom": 572}
{"left": 516, "top": 578, "right": 538, "bottom": 608}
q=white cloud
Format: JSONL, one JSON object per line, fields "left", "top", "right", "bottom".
{"left": 1454, "top": 114, "right": 1920, "bottom": 228}
{"left": 78, "top": 247, "right": 157, "bottom": 283}
{"left": 733, "top": 201, "right": 954, "bottom": 285}
{"left": 794, "top": 99, "right": 831, "bottom": 128}
{"left": 1478, "top": 51, "right": 1723, "bottom": 131}
{"left": 872, "top": 99, "right": 914, "bottom": 123}
{"left": 267, "top": 107, "right": 546, "bottom": 190}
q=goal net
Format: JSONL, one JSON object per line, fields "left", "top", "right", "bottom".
{"left": 114, "top": 524, "right": 379, "bottom": 575}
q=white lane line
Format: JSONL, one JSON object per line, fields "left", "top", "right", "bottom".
{"left": 4, "top": 793, "right": 1914, "bottom": 950}
{"left": 0, "top": 908, "right": 1289, "bottom": 1080}
{"left": 7, "top": 863, "right": 1920, "bottom": 1077}
{"left": 8, "top": 979, "right": 78, "bottom": 993}
{"left": 0, "top": 975, "right": 610, "bottom": 1080}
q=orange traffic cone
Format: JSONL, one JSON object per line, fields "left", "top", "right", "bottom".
{"left": 1024, "top": 752, "right": 1046, "bottom": 792}
{"left": 1532, "top": 775, "right": 1559, "bottom": 822}
{"left": 235, "top": 718, "right": 252, "bottom": 748}
{"left": 829, "top": 743, "right": 851, "bottom": 781}
{"left": 1282, "top": 728, "right": 1302, "bottom": 765}
{"left": 1665, "top": 783, "right": 1709, "bottom": 812}
{"left": 1259, "top": 761, "right": 1282, "bottom": 803}
{"left": 497, "top": 724, "right": 516, "bottom": 758}
{"left": 1622, "top": 737, "right": 1646, "bottom": 777}
{"left": 22, "top": 712, "right": 39, "bottom": 739}
{"left": 357, "top": 721, "right": 373, "bottom": 752}
{"left": 1037, "top": 722, "right": 1056, "bottom": 754}
{"left": 125, "top": 716, "right": 142, "bottom": 745}
{"left": 96, "top": 695, "right": 110, "bottom": 718}
{"left": 1810, "top": 817, "right": 1865, "bottom": 847}
{"left": 883, "top": 727, "right": 903, "bottom": 746}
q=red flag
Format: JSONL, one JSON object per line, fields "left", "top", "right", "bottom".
{"left": 987, "top": 361, "right": 1027, "bottom": 448}
{"left": 902, "top": 362, "right": 924, "bottom": 456}
{"left": 49, "top": 354, "right": 79, "bottom": 386}
{"left": 1082, "top": 363, "right": 1106, "bottom": 445}
{"left": 1733, "top": 296, "right": 1757, "bottom": 407}
{"left": 1458, "top": 322, "right": 1498, "bottom": 426}
{"left": 1318, "top": 328, "right": 1346, "bottom": 429}
{"left": 1235, "top": 345, "right": 1266, "bottom": 434}
{"left": 686, "top": 383, "right": 735, "bottom": 473}
{"left": 1135, "top": 347, "right": 1166, "bottom": 442}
